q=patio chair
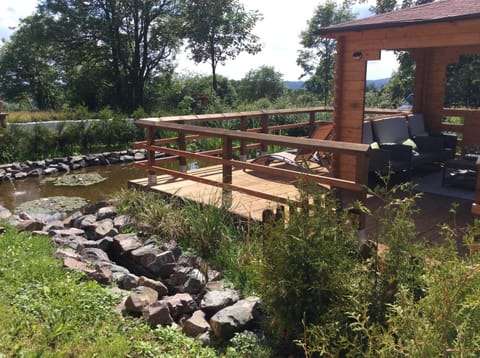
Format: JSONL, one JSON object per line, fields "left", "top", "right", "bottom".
{"left": 251, "top": 123, "right": 334, "bottom": 171}
{"left": 363, "top": 120, "right": 412, "bottom": 185}
{"left": 407, "top": 113, "right": 457, "bottom": 160}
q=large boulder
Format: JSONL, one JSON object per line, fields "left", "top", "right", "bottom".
{"left": 160, "top": 293, "right": 197, "bottom": 319}
{"left": 200, "top": 289, "right": 240, "bottom": 315}
{"left": 210, "top": 297, "right": 262, "bottom": 340}
{"left": 138, "top": 276, "right": 168, "bottom": 297}
{"left": 182, "top": 310, "right": 210, "bottom": 338}
{"left": 124, "top": 286, "right": 159, "bottom": 313}
{"left": 143, "top": 301, "right": 174, "bottom": 327}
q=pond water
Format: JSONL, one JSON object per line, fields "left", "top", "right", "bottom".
{"left": 0, "top": 163, "right": 147, "bottom": 213}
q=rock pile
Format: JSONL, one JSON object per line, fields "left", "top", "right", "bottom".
{"left": 2, "top": 201, "right": 263, "bottom": 344}
{"left": 0, "top": 149, "right": 165, "bottom": 181}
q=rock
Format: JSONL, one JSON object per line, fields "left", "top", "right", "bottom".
{"left": 182, "top": 310, "right": 210, "bottom": 337}
{"left": 63, "top": 257, "right": 95, "bottom": 274}
{"left": 57, "top": 162, "right": 70, "bottom": 172}
{"left": 120, "top": 155, "right": 134, "bottom": 162}
{"left": 210, "top": 297, "right": 262, "bottom": 339}
{"left": 89, "top": 266, "right": 113, "bottom": 285}
{"left": 94, "top": 219, "right": 117, "bottom": 239}
{"left": 113, "top": 214, "right": 135, "bottom": 230}
{"left": 161, "top": 240, "right": 182, "bottom": 259}
{"left": 55, "top": 248, "right": 82, "bottom": 260}
{"left": 14, "top": 172, "right": 27, "bottom": 180}
{"left": 82, "top": 236, "right": 113, "bottom": 251}
{"left": 198, "top": 331, "right": 212, "bottom": 347}
{"left": 44, "top": 167, "right": 59, "bottom": 175}
{"left": 0, "top": 205, "right": 11, "bottom": 220}
{"left": 81, "top": 247, "right": 111, "bottom": 263}
{"left": 96, "top": 206, "right": 117, "bottom": 220}
{"left": 44, "top": 220, "right": 66, "bottom": 232}
{"left": 124, "top": 286, "right": 159, "bottom": 313}
{"left": 63, "top": 211, "right": 83, "bottom": 226}
{"left": 131, "top": 244, "right": 161, "bottom": 267}
{"left": 112, "top": 233, "right": 143, "bottom": 253}
{"left": 83, "top": 201, "right": 111, "bottom": 215}
{"left": 143, "top": 301, "right": 173, "bottom": 327}
{"left": 118, "top": 273, "right": 139, "bottom": 290}
{"left": 27, "top": 169, "right": 43, "bottom": 177}
{"left": 134, "top": 151, "right": 146, "bottom": 161}
{"left": 138, "top": 276, "right": 168, "bottom": 297}
{"left": 77, "top": 214, "right": 97, "bottom": 231}
{"left": 200, "top": 289, "right": 240, "bottom": 315}
{"left": 148, "top": 251, "right": 176, "bottom": 277}
{"left": 205, "top": 281, "right": 225, "bottom": 292}
{"left": 183, "top": 268, "right": 207, "bottom": 295}
{"left": 50, "top": 227, "right": 85, "bottom": 237}
{"left": 161, "top": 293, "right": 197, "bottom": 319}
{"left": 16, "top": 219, "right": 45, "bottom": 232}
{"left": 53, "top": 235, "right": 87, "bottom": 250}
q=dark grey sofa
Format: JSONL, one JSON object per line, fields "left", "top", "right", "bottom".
{"left": 372, "top": 115, "right": 444, "bottom": 168}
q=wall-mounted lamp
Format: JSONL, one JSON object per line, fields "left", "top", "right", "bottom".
{"left": 352, "top": 51, "right": 363, "bottom": 60}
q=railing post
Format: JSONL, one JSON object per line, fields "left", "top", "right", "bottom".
{"left": 261, "top": 114, "right": 269, "bottom": 154}
{"left": 178, "top": 121, "right": 187, "bottom": 173}
{"left": 472, "top": 157, "right": 480, "bottom": 217}
{"left": 222, "top": 136, "right": 233, "bottom": 207}
{"left": 147, "top": 127, "right": 157, "bottom": 186}
{"left": 354, "top": 150, "right": 370, "bottom": 236}
{"left": 309, "top": 111, "right": 316, "bottom": 136}
{"left": 239, "top": 117, "right": 248, "bottom": 161}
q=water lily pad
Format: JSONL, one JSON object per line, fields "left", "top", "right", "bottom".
{"left": 15, "top": 196, "right": 88, "bottom": 219}
{"left": 51, "top": 173, "right": 106, "bottom": 186}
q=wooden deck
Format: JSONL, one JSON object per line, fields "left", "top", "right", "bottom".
{"left": 129, "top": 164, "right": 475, "bottom": 243}
{"left": 129, "top": 163, "right": 329, "bottom": 222}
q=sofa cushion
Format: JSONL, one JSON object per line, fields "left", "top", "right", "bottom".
{"left": 407, "top": 113, "right": 429, "bottom": 137}
{"left": 372, "top": 116, "right": 410, "bottom": 144}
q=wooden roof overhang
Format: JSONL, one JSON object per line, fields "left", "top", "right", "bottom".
{"left": 315, "top": 0, "right": 480, "bottom": 181}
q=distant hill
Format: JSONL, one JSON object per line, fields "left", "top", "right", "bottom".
{"left": 285, "top": 78, "right": 390, "bottom": 91}
{"left": 284, "top": 81, "right": 305, "bottom": 90}
{"left": 366, "top": 78, "right": 390, "bottom": 89}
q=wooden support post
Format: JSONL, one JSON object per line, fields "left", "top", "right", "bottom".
{"left": 178, "top": 121, "right": 187, "bottom": 173}
{"left": 354, "top": 152, "right": 370, "bottom": 233}
{"left": 222, "top": 136, "right": 233, "bottom": 208}
{"left": 239, "top": 118, "right": 248, "bottom": 161}
{"left": 261, "top": 114, "right": 269, "bottom": 154}
{"left": 146, "top": 127, "right": 157, "bottom": 186}
{"left": 309, "top": 111, "right": 316, "bottom": 136}
{"left": 472, "top": 158, "right": 480, "bottom": 217}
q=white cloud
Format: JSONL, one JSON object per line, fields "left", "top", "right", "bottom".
{"left": 0, "top": 0, "right": 38, "bottom": 42}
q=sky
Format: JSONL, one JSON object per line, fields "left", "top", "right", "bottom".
{"left": 0, "top": 0, "right": 398, "bottom": 81}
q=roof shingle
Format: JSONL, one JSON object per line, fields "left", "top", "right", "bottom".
{"left": 317, "top": 0, "right": 480, "bottom": 35}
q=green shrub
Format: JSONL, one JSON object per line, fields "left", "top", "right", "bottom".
{"left": 255, "top": 190, "right": 362, "bottom": 350}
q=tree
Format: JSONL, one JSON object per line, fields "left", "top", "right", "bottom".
{"left": 237, "top": 66, "right": 285, "bottom": 102}
{"left": 182, "top": 0, "right": 262, "bottom": 94}
{"left": 0, "top": 15, "right": 63, "bottom": 109}
{"left": 297, "top": 1, "right": 354, "bottom": 105}
{"left": 37, "top": 0, "right": 183, "bottom": 112}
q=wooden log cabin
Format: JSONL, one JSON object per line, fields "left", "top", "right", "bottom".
{"left": 315, "top": 0, "right": 480, "bottom": 215}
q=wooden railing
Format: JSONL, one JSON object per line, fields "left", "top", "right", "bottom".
{"left": 132, "top": 107, "right": 383, "bottom": 211}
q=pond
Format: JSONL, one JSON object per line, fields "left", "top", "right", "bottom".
{"left": 0, "top": 163, "right": 146, "bottom": 213}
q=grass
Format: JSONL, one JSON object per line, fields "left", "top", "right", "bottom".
{"left": 0, "top": 226, "right": 220, "bottom": 357}
{"left": 5, "top": 111, "right": 72, "bottom": 123}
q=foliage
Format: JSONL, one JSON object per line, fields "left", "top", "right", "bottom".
{"left": 297, "top": 1, "right": 354, "bottom": 105}
{"left": 115, "top": 189, "right": 185, "bottom": 242}
{"left": 0, "top": 116, "right": 142, "bottom": 163}
{"left": 255, "top": 190, "right": 361, "bottom": 350}
{"left": 182, "top": 0, "right": 262, "bottom": 93}
{"left": 236, "top": 66, "right": 286, "bottom": 103}
{"left": 0, "top": 226, "right": 222, "bottom": 357}
{"left": 445, "top": 55, "right": 480, "bottom": 109}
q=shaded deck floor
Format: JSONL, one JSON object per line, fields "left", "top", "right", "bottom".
{"left": 129, "top": 164, "right": 475, "bottom": 243}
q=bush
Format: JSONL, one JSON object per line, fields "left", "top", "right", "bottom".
{"left": 255, "top": 189, "right": 362, "bottom": 351}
